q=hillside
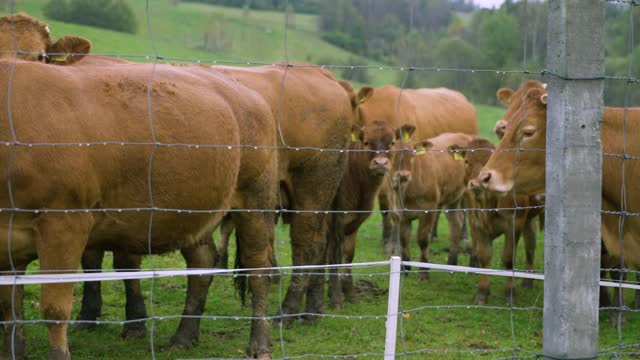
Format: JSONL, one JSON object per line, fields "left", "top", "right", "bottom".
{"left": 5, "top": 0, "right": 397, "bottom": 86}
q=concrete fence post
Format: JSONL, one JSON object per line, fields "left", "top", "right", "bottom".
{"left": 543, "top": 1, "right": 605, "bottom": 359}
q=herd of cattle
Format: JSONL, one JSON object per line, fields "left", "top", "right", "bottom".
{"left": 0, "top": 12, "right": 638, "bottom": 360}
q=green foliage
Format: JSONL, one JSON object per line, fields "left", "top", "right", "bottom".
{"left": 43, "top": 0, "right": 138, "bottom": 34}
{"left": 182, "top": 0, "right": 322, "bottom": 14}
{"left": 478, "top": 10, "right": 519, "bottom": 68}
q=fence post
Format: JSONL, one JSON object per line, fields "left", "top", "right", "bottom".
{"left": 384, "top": 256, "right": 401, "bottom": 360}
{"left": 544, "top": 1, "right": 604, "bottom": 359}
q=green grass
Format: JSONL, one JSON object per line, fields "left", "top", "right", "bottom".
{"left": 18, "top": 212, "right": 640, "bottom": 359}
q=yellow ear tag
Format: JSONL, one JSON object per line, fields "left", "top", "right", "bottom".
{"left": 51, "top": 55, "right": 67, "bottom": 62}
{"left": 415, "top": 147, "right": 426, "bottom": 155}
{"left": 454, "top": 152, "right": 464, "bottom": 161}
{"left": 402, "top": 132, "right": 411, "bottom": 143}
{"left": 351, "top": 133, "right": 359, "bottom": 142}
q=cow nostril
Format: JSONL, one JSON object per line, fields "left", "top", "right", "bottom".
{"left": 480, "top": 171, "right": 492, "bottom": 184}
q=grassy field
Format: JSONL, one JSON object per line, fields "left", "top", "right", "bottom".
{"left": 7, "top": 0, "right": 398, "bottom": 87}
{"left": 2, "top": 1, "right": 639, "bottom": 359}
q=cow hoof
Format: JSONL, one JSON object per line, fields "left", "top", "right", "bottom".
{"left": 300, "top": 314, "right": 320, "bottom": 325}
{"left": 419, "top": 271, "right": 430, "bottom": 281}
{"left": 521, "top": 278, "right": 534, "bottom": 289}
{"left": 248, "top": 351, "right": 272, "bottom": 360}
{"left": 505, "top": 289, "right": 516, "bottom": 306}
{"left": 48, "top": 348, "right": 70, "bottom": 360}
{"left": 329, "top": 295, "right": 344, "bottom": 310}
{"left": 167, "top": 334, "right": 196, "bottom": 350}
{"left": 71, "top": 321, "right": 97, "bottom": 332}
{"left": 121, "top": 323, "right": 147, "bottom": 339}
{"left": 447, "top": 255, "right": 458, "bottom": 266}
{"left": 0, "top": 339, "right": 26, "bottom": 360}
{"left": 609, "top": 312, "right": 626, "bottom": 327}
{"left": 475, "top": 288, "right": 489, "bottom": 305}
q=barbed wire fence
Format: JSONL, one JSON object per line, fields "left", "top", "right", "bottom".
{"left": 0, "top": 0, "right": 639, "bottom": 359}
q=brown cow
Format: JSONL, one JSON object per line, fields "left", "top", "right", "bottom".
{"left": 463, "top": 138, "right": 540, "bottom": 305}
{"left": 353, "top": 85, "right": 478, "bottom": 255}
{"left": 477, "top": 85, "right": 640, "bottom": 305}
{"left": 388, "top": 133, "right": 473, "bottom": 277}
{"left": 0, "top": 13, "right": 154, "bottom": 340}
{"left": 325, "top": 81, "right": 416, "bottom": 306}
{"left": 214, "top": 65, "right": 353, "bottom": 320}
{"left": 0, "top": 58, "right": 278, "bottom": 360}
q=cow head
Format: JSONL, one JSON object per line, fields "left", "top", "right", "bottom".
{"left": 478, "top": 87, "right": 548, "bottom": 195}
{"left": 351, "top": 121, "right": 416, "bottom": 177}
{"left": 494, "top": 80, "right": 546, "bottom": 140}
{"left": 0, "top": 13, "right": 91, "bottom": 64}
{"left": 459, "top": 137, "right": 496, "bottom": 194}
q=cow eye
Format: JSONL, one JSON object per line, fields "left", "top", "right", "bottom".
{"left": 522, "top": 126, "right": 536, "bottom": 138}
{"left": 363, "top": 141, "right": 369, "bottom": 147}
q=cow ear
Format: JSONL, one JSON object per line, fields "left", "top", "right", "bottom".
{"left": 496, "top": 88, "right": 514, "bottom": 105}
{"left": 351, "top": 124, "right": 364, "bottom": 143}
{"left": 396, "top": 124, "right": 416, "bottom": 143}
{"left": 357, "top": 87, "right": 374, "bottom": 105}
{"left": 448, "top": 145, "right": 465, "bottom": 161}
{"left": 420, "top": 140, "right": 434, "bottom": 150}
{"left": 338, "top": 80, "right": 358, "bottom": 108}
{"left": 47, "top": 35, "right": 91, "bottom": 65}
{"left": 526, "top": 88, "right": 547, "bottom": 107}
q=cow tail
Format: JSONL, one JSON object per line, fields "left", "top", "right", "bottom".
{"left": 233, "top": 231, "right": 248, "bottom": 306}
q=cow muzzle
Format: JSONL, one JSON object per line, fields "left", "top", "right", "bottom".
{"left": 478, "top": 168, "right": 513, "bottom": 194}
{"left": 394, "top": 170, "right": 412, "bottom": 184}
{"left": 467, "top": 178, "right": 482, "bottom": 194}
{"left": 369, "top": 156, "right": 391, "bottom": 176}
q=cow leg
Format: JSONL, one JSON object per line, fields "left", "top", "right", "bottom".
{"left": 169, "top": 241, "right": 216, "bottom": 349}
{"left": 635, "top": 274, "right": 640, "bottom": 308}
{"left": 233, "top": 211, "right": 274, "bottom": 359}
{"left": 36, "top": 213, "right": 92, "bottom": 360}
{"left": 473, "top": 229, "right": 493, "bottom": 305}
{"left": 379, "top": 193, "right": 396, "bottom": 256}
{"left": 416, "top": 212, "right": 437, "bottom": 281}
{"left": 281, "top": 183, "right": 335, "bottom": 320}
{"left": 341, "top": 231, "right": 358, "bottom": 303}
{"left": 0, "top": 277, "right": 26, "bottom": 359}
{"left": 399, "top": 217, "right": 413, "bottom": 275}
{"left": 521, "top": 217, "right": 537, "bottom": 289}
{"left": 609, "top": 270, "right": 626, "bottom": 327}
{"left": 599, "top": 244, "right": 614, "bottom": 308}
{"left": 327, "top": 229, "right": 343, "bottom": 310}
{"left": 74, "top": 249, "right": 105, "bottom": 332}
{"left": 215, "top": 215, "right": 235, "bottom": 269}
{"left": 445, "top": 208, "right": 464, "bottom": 266}
{"left": 113, "top": 252, "right": 147, "bottom": 339}
{"left": 430, "top": 211, "right": 440, "bottom": 240}
{"left": 501, "top": 227, "right": 521, "bottom": 306}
